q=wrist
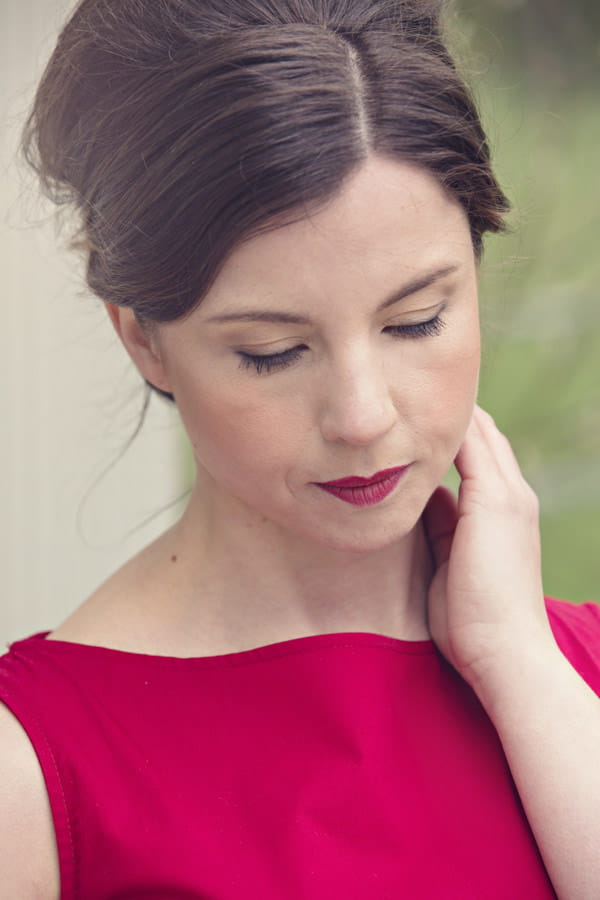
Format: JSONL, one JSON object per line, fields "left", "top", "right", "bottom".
{"left": 464, "top": 634, "right": 567, "bottom": 718}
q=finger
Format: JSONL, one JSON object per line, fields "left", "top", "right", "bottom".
{"left": 455, "top": 405, "right": 523, "bottom": 486}
{"left": 455, "top": 406, "right": 539, "bottom": 519}
{"left": 422, "top": 486, "right": 458, "bottom": 570}
{"left": 472, "top": 406, "right": 521, "bottom": 470}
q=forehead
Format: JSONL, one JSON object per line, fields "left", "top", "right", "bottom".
{"left": 199, "top": 155, "right": 472, "bottom": 315}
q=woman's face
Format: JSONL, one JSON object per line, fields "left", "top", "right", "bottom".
{"left": 151, "top": 156, "right": 480, "bottom": 552}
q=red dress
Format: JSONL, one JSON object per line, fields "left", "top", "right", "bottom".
{"left": 0, "top": 597, "right": 598, "bottom": 899}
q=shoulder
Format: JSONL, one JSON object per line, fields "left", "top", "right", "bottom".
{"left": 48, "top": 529, "right": 185, "bottom": 653}
{"left": 0, "top": 701, "right": 60, "bottom": 899}
{"left": 545, "top": 596, "right": 600, "bottom": 695}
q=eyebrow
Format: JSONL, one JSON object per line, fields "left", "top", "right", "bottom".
{"left": 205, "top": 263, "right": 460, "bottom": 325}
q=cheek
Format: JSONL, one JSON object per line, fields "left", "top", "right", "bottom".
{"left": 178, "top": 381, "right": 302, "bottom": 483}
{"left": 402, "top": 325, "right": 480, "bottom": 455}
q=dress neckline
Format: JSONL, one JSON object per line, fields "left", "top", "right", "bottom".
{"left": 16, "top": 629, "right": 438, "bottom": 667}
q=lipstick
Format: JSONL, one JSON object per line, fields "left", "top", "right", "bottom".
{"left": 315, "top": 466, "right": 410, "bottom": 507}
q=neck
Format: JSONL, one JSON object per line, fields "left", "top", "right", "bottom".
{"left": 161, "top": 480, "right": 433, "bottom": 653}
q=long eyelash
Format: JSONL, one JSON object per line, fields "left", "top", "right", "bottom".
{"left": 385, "top": 314, "right": 446, "bottom": 339}
{"left": 238, "top": 346, "right": 305, "bottom": 375}
{"left": 238, "top": 314, "right": 445, "bottom": 375}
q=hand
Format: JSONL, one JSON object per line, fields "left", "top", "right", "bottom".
{"left": 423, "top": 405, "right": 555, "bottom": 689}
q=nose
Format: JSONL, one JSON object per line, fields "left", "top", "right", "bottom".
{"left": 318, "top": 351, "right": 398, "bottom": 446}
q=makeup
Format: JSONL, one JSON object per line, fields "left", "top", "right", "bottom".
{"left": 315, "top": 466, "right": 410, "bottom": 507}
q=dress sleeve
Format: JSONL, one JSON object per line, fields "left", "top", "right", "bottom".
{"left": 545, "top": 596, "right": 600, "bottom": 696}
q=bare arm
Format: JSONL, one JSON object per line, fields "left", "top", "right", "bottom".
{"left": 0, "top": 703, "right": 60, "bottom": 900}
{"left": 424, "top": 406, "right": 600, "bottom": 899}
{"left": 473, "top": 641, "right": 600, "bottom": 899}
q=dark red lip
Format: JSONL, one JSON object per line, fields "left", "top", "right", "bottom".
{"left": 318, "top": 467, "right": 407, "bottom": 488}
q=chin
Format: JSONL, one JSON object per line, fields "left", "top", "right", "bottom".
{"left": 292, "top": 514, "right": 422, "bottom": 556}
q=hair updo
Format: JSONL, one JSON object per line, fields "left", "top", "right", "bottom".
{"left": 24, "top": 0, "right": 508, "bottom": 344}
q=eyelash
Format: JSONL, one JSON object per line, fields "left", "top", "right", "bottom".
{"left": 238, "top": 346, "right": 306, "bottom": 376}
{"left": 237, "top": 314, "right": 446, "bottom": 375}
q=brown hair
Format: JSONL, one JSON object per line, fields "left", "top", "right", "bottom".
{"left": 23, "top": 0, "right": 508, "bottom": 396}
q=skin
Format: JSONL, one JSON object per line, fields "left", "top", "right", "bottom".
{"left": 152, "top": 158, "right": 480, "bottom": 562}
{"left": 1, "top": 155, "right": 599, "bottom": 898}
{"left": 79, "top": 155, "right": 482, "bottom": 652}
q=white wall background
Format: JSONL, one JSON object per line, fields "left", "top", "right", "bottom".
{"left": 1, "top": 0, "right": 185, "bottom": 647}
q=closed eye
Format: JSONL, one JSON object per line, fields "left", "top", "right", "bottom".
{"left": 237, "top": 346, "right": 307, "bottom": 375}
{"left": 384, "top": 313, "right": 446, "bottom": 339}
{"left": 237, "top": 314, "right": 446, "bottom": 375}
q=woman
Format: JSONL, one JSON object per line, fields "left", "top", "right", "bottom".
{"left": 1, "top": 1, "right": 599, "bottom": 897}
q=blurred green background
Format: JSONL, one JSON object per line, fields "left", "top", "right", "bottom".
{"left": 450, "top": 0, "right": 600, "bottom": 602}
